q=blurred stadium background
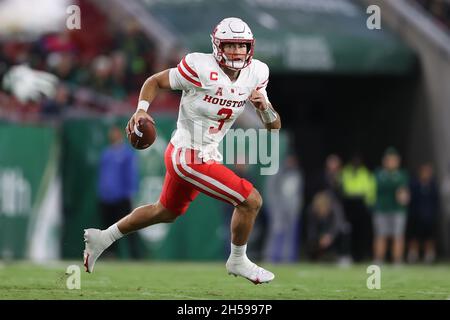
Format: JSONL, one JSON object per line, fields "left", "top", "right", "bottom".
{"left": 1, "top": 0, "right": 450, "bottom": 299}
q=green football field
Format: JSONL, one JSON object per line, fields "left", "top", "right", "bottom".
{"left": 1, "top": 261, "right": 449, "bottom": 300}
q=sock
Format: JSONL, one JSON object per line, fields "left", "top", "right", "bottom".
{"left": 230, "top": 243, "right": 247, "bottom": 261}
{"left": 102, "top": 223, "right": 124, "bottom": 247}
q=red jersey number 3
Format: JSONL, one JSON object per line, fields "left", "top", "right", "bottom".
{"left": 209, "top": 108, "right": 232, "bottom": 134}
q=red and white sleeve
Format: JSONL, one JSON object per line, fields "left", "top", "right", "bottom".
{"left": 169, "top": 54, "right": 202, "bottom": 91}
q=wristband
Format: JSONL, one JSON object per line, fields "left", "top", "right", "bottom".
{"left": 257, "top": 106, "right": 278, "bottom": 124}
{"left": 137, "top": 100, "right": 150, "bottom": 112}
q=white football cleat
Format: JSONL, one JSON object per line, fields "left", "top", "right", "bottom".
{"left": 226, "top": 257, "right": 275, "bottom": 285}
{"left": 83, "top": 228, "right": 107, "bottom": 273}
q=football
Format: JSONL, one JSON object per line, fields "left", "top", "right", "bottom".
{"left": 128, "top": 118, "right": 157, "bottom": 150}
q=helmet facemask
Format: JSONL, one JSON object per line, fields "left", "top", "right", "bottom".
{"left": 221, "top": 42, "right": 254, "bottom": 70}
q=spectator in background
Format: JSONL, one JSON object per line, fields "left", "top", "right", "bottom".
{"left": 322, "top": 154, "right": 343, "bottom": 197}
{"left": 311, "top": 154, "right": 343, "bottom": 199}
{"left": 341, "top": 154, "right": 376, "bottom": 262}
{"left": 41, "top": 30, "right": 77, "bottom": 55}
{"left": 407, "top": 163, "right": 439, "bottom": 264}
{"left": 40, "top": 84, "right": 70, "bottom": 120}
{"left": 46, "top": 52, "right": 79, "bottom": 85}
{"left": 306, "top": 191, "right": 351, "bottom": 265}
{"left": 0, "top": 1, "right": 165, "bottom": 119}
{"left": 264, "top": 153, "right": 303, "bottom": 263}
{"left": 110, "top": 51, "right": 129, "bottom": 92}
{"left": 98, "top": 125, "right": 140, "bottom": 259}
{"left": 89, "top": 55, "right": 126, "bottom": 100}
{"left": 114, "top": 20, "right": 156, "bottom": 92}
{"left": 373, "top": 147, "right": 410, "bottom": 265}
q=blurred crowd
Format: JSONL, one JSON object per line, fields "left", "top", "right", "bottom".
{"left": 0, "top": 0, "right": 182, "bottom": 123}
{"left": 260, "top": 147, "right": 440, "bottom": 266}
{"left": 414, "top": 0, "right": 450, "bottom": 31}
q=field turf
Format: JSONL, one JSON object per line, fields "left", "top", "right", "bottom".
{"left": 1, "top": 261, "right": 449, "bottom": 300}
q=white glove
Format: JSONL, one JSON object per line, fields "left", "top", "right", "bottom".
{"left": 2, "top": 64, "right": 58, "bottom": 103}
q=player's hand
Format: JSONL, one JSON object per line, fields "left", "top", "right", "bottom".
{"left": 126, "top": 109, "right": 155, "bottom": 137}
{"left": 249, "top": 89, "right": 268, "bottom": 111}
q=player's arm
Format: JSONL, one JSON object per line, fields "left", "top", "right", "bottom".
{"left": 249, "top": 89, "right": 281, "bottom": 130}
{"left": 126, "top": 69, "right": 171, "bottom": 137}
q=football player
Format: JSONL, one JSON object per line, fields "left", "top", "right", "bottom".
{"left": 84, "top": 17, "right": 281, "bottom": 284}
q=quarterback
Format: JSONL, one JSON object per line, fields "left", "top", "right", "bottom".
{"left": 84, "top": 17, "right": 281, "bottom": 284}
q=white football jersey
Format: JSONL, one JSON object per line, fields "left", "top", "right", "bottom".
{"left": 169, "top": 53, "right": 270, "bottom": 162}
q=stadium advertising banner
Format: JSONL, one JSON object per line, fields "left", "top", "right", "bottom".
{"left": 0, "top": 124, "right": 61, "bottom": 261}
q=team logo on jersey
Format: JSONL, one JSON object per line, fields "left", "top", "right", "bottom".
{"left": 215, "top": 87, "right": 223, "bottom": 96}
